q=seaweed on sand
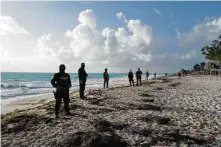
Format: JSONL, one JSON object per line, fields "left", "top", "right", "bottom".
{"left": 132, "top": 128, "right": 211, "bottom": 146}
{"left": 36, "top": 100, "right": 55, "bottom": 114}
{"left": 56, "top": 131, "right": 131, "bottom": 147}
{"left": 161, "top": 78, "right": 172, "bottom": 83}
{"left": 138, "top": 91, "right": 154, "bottom": 97}
{"left": 1, "top": 112, "right": 53, "bottom": 134}
{"left": 168, "top": 82, "right": 181, "bottom": 87}
{"left": 87, "top": 89, "right": 104, "bottom": 96}
{"left": 155, "top": 87, "right": 163, "bottom": 90}
{"left": 139, "top": 98, "right": 155, "bottom": 103}
{"left": 135, "top": 104, "right": 162, "bottom": 111}
{"left": 139, "top": 115, "right": 171, "bottom": 125}
{"left": 92, "top": 119, "right": 129, "bottom": 132}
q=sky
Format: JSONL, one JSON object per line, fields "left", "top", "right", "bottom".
{"left": 1, "top": 1, "right": 221, "bottom": 73}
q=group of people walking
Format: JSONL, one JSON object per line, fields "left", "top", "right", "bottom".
{"left": 51, "top": 63, "right": 156, "bottom": 118}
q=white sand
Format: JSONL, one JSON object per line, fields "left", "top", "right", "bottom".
{"left": 1, "top": 94, "right": 54, "bottom": 115}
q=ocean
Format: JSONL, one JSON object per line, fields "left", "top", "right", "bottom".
{"left": 1, "top": 72, "right": 166, "bottom": 100}
{"left": 1, "top": 72, "right": 128, "bottom": 100}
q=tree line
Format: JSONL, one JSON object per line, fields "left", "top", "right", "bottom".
{"left": 191, "top": 35, "right": 221, "bottom": 72}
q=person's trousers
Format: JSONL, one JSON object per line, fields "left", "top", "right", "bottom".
{"left": 79, "top": 81, "right": 86, "bottom": 98}
{"left": 129, "top": 78, "right": 134, "bottom": 86}
{"left": 136, "top": 78, "right": 142, "bottom": 86}
{"left": 104, "top": 79, "right": 109, "bottom": 88}
{"left": 55, "top": 89, "right": 70, "bottom": 115}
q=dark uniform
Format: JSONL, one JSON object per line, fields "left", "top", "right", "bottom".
{"left": 178, "top": 72, "right": 181, "bottom": 79}
{"left": 146, "top": 71, "right": 149, "bottom": 80}
{"left": 51, "top": 68, "right": 72, "bottom": 117}
{"left": 103, "top": 69, "right": 109, "bottom": 88}
{"left": 128, "top": 71, "right": 134, "bottom": 86}
{"left": 78, "top": 64, "right": 88, "bottom": 98}
{"left": 136, "top": 69, "right": 142, "bottom": 86}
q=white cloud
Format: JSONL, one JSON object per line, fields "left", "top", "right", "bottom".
{"left": 35, "top": 34, "right": 52, "bottom": 53}
{"left": 0, "top": 16, "right": 29, "bottom": 35}
{"left": 78, "top": 9, "right": 96, "bottom": 28}
{"left": 0, "top": 16, "right": 62, "bottom": 72}
{"left": 127, "top": 19, "right": 152, "bottom": 46}
{"left": 56, "top": 9, "right": 152, "bottom": 68}
{"left": 1, "top": 9, "right": 153, "bottom": 72}
{"left": 180, "top": 50, "right": 196, "bottom": 60}
{"left": 177, "top": 16, "right": 221, "bottom": 44}
{"left": 153, "top": 8, "right": 162, "bottom": 16}
{"left": 116, "top": 12, "right": 128, "bottom": 23}
{"left": 1, "top": 9, "right": 161, "bottom": 72}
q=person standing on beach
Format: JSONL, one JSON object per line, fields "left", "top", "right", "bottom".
{"left": 154, "top": 72, "right": 156, "bottom": 79}
{"left": 178, "top": 72, "right": 181, "bottom": 79}
{"left": 51, "top": 64, "right": 72, "bottom": 118}
{"left": 103, "top": 68, "right": 109, "bottom": 88}
{"left": 78, "top": 63, "right": 88, "bottom": 99}
{"left": 128, "top": 70, "right": 134, "bottom": 86}
{"left": 136, "top": 68, "right": 142, "bottom": 86}
{"left": 146, "top": 71, "right": 149, "bottom": 80}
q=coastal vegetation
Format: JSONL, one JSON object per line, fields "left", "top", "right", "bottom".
{"left": 179, "top": 35, "right": 221, "bottom": 74}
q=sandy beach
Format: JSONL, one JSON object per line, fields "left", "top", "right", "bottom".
{"left": 1, "top": 94, "right": 54, "bottom": 115}
{"left": 1, "top": 75, "right": 221, "bottom": 147}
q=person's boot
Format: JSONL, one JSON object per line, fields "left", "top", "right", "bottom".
{"left": 66, "top": 111, "right": 72, "bottom": 116}
{"left": 55, "top": 113, "right": 59, "bottom": 118}
{"left": 80, "top": 93, "right": 83, "bottom": 99}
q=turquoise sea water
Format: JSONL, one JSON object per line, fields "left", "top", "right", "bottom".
{"left": 1, "top": 72, "right": 167, "bottom": 99}
{"left": 1, "top": 72, "right": 128, "bottom": 99}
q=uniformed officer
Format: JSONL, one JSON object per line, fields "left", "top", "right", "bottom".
{"left": 51, "top": 64, "right": 72, "bottom": 118}
{"left": 78, "top": 63, "right": 88, "bottom": 99}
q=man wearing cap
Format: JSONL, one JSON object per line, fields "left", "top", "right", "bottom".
{"left": 78, "top": 63, "right": 88, "bottom": 99}
{"left": 51, "top": 64, "right": 72, "bottom": 118}
{"left": 103, "top": 68, "right": 109, "bottom": 88}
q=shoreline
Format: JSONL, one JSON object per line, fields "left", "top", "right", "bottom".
{"left": 0, "top": 78, "right": 133, "bottom": 115}
{"left": 1, "top": 75, "right": 164, "bottom": 115}
{"left": 1, "top": 73, "right": 166, "bottom": 100}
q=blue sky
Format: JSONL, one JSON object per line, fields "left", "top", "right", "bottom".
{"left": 3, "top": 2, "right": 221, "bottom": 34}
{"left": 1, "top": 1, "right": 221, "bottom": 73}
